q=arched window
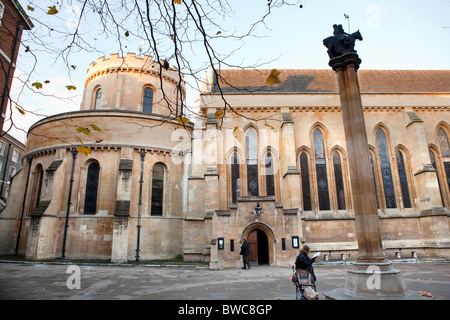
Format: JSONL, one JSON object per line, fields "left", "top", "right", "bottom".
{"left": 300, "top": 152, "right": 312, "bottom": 211}
{"left": 369, "top": 152, "right": 380, "bottom": 208}
{"left": 437, "top": 128, "right": 450, "bottom": 192}
{"left": 151, "top": 164, "right": 164, "bottom": 216}
{"left": 313, "top": 129, "right": 330, "bottom": 210}
{"left": 246, "top": 129, "right": 259, "bottom": 196}
{"left": 231, "top": 153, "right": 240, "bottom": 203}
{"left": 34, "top": 166, "right": 44, "bottom": 208}
{"left": 376, "top": 128, "right": 396, "bottom": 208}
{"left": 84, "top": 162, "right": 100, "bottom": 215}
{"left": 396, "top": 150, "right": 412, "bottom": 208}
{"left": 94, "top": 88, "right": 102, "bottom": 109}
{"left": 143, "top": 87, "right": 153, "bottom": 114}
{"left": 265, "top": 152, "right": 275, "bottom": 196}
{"left": 333, "top": 152, "right": 346, "bottom": 210}
{"left": 429, "top": 149, "right": 445, "bottom": 205}
{"left": 28, "top": 164, "right": 44, "bottom": 215}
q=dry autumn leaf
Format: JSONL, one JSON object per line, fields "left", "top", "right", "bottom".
{"left": 214, "top": 110, "right": 224, "bottom": 118}
{"left": 15, "top": 107, "right": 26, "bottom": 115}
{"left": 175, "top": 116, "right": 190, "bottom": 125}
{"left": 32, "top": 82, "right": 43, "bottom": 90}
{"left": 77, "top": 146, "right": 91, "bottom": 157}
{"left": 233, "top": 126, "right": 242, "bottom": 142}
{"left": 47, "top": 5, "right": 59, "bottom": 15}
{"left": 266, "top": 69, "right": 281, "bottom": 86}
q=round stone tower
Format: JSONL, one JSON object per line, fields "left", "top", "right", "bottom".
{"left": 3, "top": 53, "right": 192, "bottom": 262}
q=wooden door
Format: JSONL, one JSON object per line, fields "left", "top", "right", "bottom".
{"left": 247, "top": 230, "right": 258, "bottom": 265}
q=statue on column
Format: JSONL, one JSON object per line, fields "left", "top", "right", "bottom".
{"left": 323, "top": 24, "right": 363, "bottom": 59}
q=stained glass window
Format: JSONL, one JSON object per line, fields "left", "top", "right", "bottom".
{"left": 313, "top": 129, "right": 330, "bottom": 210}
{"left": 84, "top": 162, "right": 100, "bottom": 215}
{"left": 437, "top": 128, "right": 450, "bottom": 192}
{"left": 300, "top": 152, "right": 312, "bottom": 211}
{"left": 151, "top": 164, "right": 164, "bottom": 216}
{"left": 143, "top": 87, "right": 153, "bottom": 114}
{"left": 369, "top": 152, "right": 380, "bottom": 208}
{"left": 246, "top": 130, "right": 259, "bottom": 196}
{"left": 94, "top": 88, "right": 102, "bottom": 109}
{"left": 396, "top": 150, "right": 412, "bottom": 208}
{"left": 376, "top": 128, "right": 396, "bottom": 208}
{"left": 333, "top": 152, "right": 346, "bottom": 210}
{"left": 265, "top": 152, "right": 275, "bottom": 196}
{"left": 231, "top": 153, "right": 240, "bottom": 203}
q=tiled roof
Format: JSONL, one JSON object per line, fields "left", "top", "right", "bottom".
{"left": 210, "top": 69, "right": 450, "bottom": 94}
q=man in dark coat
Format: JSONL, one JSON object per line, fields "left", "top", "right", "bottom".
{"left": 240, "top": 238, "right": 251, "bottom": 269}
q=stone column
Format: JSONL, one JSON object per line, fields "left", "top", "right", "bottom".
{"left": 325, "top": 53, "right": 410, "bottom": 299}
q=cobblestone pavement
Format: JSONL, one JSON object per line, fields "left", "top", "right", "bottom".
{"left": 0, "top": 260, "right": 449, "bottom": 300}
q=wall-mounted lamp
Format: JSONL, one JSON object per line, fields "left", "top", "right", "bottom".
{"left": 252, "top": 201, "right": 262, "bottom": 217}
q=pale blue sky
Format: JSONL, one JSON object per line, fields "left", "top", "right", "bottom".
{"left": 9, "top": 0, "right": 450, "bottom": 143}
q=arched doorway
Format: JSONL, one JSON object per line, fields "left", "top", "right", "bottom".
{"left": 243, "top": 223, "right": 272, "bottom": 266}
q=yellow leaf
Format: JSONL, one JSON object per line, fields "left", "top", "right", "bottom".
{"left": 265, "top": 69, "right": 281, "bottom": 86}
{"left": 174, "top": 0, "right": 182, "bottom": 4}
{"left": 175, "top": 116, "right": 190, "bottom": 125}
{"left": 27, "top": 5, "right": 34, "bottom": 12}
{"left": 214, "top": 110, "right": 224, "bottom": 118}
{"left": 32, "top": 82, "right": 43, "bottom": 90}
{"left": 66, "top": 85, "right": 77, "bottom": 91}
{"left": 264, "top": 122, "right": 278, "bottom": 133}
{"left": 15, "top": 106, "right": 26, "bottom": 115}
{"left": 76, "top": 126, "right": 91, "bottom": 135}
{"left": 90, "top": 124, "right": 102, "bottom": 132}
{"left": 233, "top": 126, "right": 242, "bottom": 142}
{"left": 77, "top": 146, "right": 91, "bottom": 157}
{"left": 47, "top": 5, "right": 59, "bottom": 15}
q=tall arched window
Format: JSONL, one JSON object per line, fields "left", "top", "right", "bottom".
{"left": 429, "top": 149, "right": 445, "bottom": 205}
{"left": 84, "top": 162, "right": 100, "bottom": 215}
{"left": 151, "top": 164, "right": 164, "bottom": 216}
{"left": 231, "top": 153, "right": 240, "bottom": 203}
{"left": 300, "top": 152, "right": 312, "bottom": 211}
{"left": 34, "top": 166, "right": 44, "bottom": 208}
{"left": 313, "top": 129, "right": 330, "bottom": 210}
{"left": 143, "top": 87, "right": 153, "bottom": 114}
{"left": 369, "top": 152, "right": 380, "bottom": 208}
{"left": 437, "top": 128, "right": 450, "bottom": 192}
{"left": 333, "top": 152, "right": 346, "bottom": 210}
{"left": 396, "top": 150, "right": 412, "bottom": 208}
{"left": 265, "top": 152, "right": 275, "bottom": 196}
{"left": 94, "top": 88, "right": 102, "bottom": 110}
{"left": 376, "top": 128, "right": 396, "bottom": 208}
{"left": 246, "top": 129, "right": 259, "bottom": 196}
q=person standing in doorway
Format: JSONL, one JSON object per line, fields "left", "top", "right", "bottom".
{"left": 240, "top": 237, "right": 251, "bottom": 269}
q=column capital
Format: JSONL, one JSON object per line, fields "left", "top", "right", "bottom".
{"left": 328, "top": 52, "right": 362, "bottom": 71}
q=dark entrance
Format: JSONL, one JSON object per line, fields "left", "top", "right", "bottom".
{"left": 247, "top": 229, "right": 269, "bottom": 265}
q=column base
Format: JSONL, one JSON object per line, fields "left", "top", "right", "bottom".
{"left": 324, "top": 261, "right": 422, "bottom": 299}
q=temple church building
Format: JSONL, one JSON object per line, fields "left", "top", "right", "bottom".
{"left": 0, "top": 52, "right": 449, "bottom": 269}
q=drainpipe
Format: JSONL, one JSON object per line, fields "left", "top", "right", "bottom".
{"left": 135, "top": 149, "right": 146, "bottom": 262}
{"left": 61, "top": 147, "right": 78, "bottom": 259}
{"left": 14, "top": 156, "right": 32, "bottom": 256}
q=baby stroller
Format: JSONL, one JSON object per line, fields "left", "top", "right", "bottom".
{"left": 292, "top": 267, "right": 319, "bottom": 300}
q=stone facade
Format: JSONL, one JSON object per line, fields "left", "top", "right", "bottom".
{"left": 0, "top": 53, "right": 449, "bottom": 269}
